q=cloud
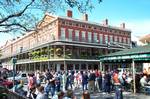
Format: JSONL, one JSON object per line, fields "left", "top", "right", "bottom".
{"left": 126, "top": 20, "right": 150, "bottom": 36}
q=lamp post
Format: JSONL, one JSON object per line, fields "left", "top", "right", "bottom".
{"left": 12, "top": 57, "right": 17, "bottom": 92}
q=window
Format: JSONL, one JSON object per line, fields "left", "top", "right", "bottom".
{"left": 68, "top": 29, "right": 73, "bottom": 41}
{"left": 75, "top": 64, "right": 79, "bottom": 70}
{"left": 76, "top": 23, "right": 79, "bottom": 26}
{"left": 81, "top": 64, "right": 86, "bottom": 70}
{"left": 82, "top": 24, "right": 85, "bottom": 28}
{"left": 62, "top": 21, "right": 65, "bottom": 24}
{"left": 105, "top": 35, "right": 108, "bottom": 43}
{"left": 119, "top": 37, "right": 122, "bottom": 43}
{"left": 60, "top": 28, "right": 66, "bottom": 40}
{"left": 114, "top": 36, "right": 118, "bottom": 42}
{"left": 88, "top": 32, "right": 92, "bottom": 43}
{"left": 127, "top": 38, "right": 130, "bottom": 44}
{"left": 99, "top": 34, "right": 103, "bottom": 44}
{"left": 82, "top": 31, "right": 86, "bottom": 42}
{"left": 75, "top": 30, "right": 79, "bottom": 41}
{"left": 67, "top": 64, "right": 73, "bottom": 70}
{"left": 123, "top": 37, "right": 126, "bottom": 43}
{"left": 69, "top": 22, "right": 72, "bottom": 25}
{"left": 109, "top": 35, "right": 113, "bottom": 43}
{"left": 93, "top": 32, "right": 98, "bottom": 43}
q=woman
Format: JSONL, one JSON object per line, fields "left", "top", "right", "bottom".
{"left": 36, "top": 86, "right": 48, "bottom": 99}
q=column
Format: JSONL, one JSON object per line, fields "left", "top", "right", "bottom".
{"left": 86, "top": 63, "right": 88, "bottom": 71}
{"left": 25, "top": 63, "right": 27, "bottom": 72}
{"left": 29, "top": 63, "right": 31, "bottom": 72}
{"left": 132, "top": 60, "right": 136, "bottom": 94}
{"left": 34, "top": 62, "right": 36, "bottom": 71}
{"left": 79, "top": 63, "right": 81, "bottom": 70}
{"left": 63, "top": 45, "right": 67, "bottom": 71}
{"left": 73, "top": 64, "right": 75, "bottom": 71}
{"left": 100, "top": 61, "right": 102, "bottom": 71}
{"left": 40, "top": 62, "right": 42, "bottom": 71}
{"left": 102, "top": 64, "right": 105, "bottom": 72}
{"left": 48, "top": 61, "right": 50, "bottom": 70}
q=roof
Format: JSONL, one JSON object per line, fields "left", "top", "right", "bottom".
{"left": 99, "top": 44, "right": 150, "bottom": 58}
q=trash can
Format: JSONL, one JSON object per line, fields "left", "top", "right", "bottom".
{"left": 115, "top": 86, "right": 123, "bottom": 99}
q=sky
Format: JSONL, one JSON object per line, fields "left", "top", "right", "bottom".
{"left": 0, "top": 0, "right": 150, "bottom": 46}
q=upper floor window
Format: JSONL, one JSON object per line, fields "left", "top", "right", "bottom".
{"left": 93, "top": 32, "right": 98, "bottom": 43}
{"left": 105, "top": 35, "right": 108, "bottom": 44}
{"left": 75, "top": 30, "right": 79, "bottom": 41}
{"left": 114, "top": 36, "right": 118, "bottom": 42}
{"left": 99, "top": 34, "right": 103, "bottom": 44}
{"left": 119, "top": 37, "right": 122, "bottom": 43}
{"left": 127, "top": 38, "right": 130, "bottom": 44}
{"left": 68, "top": 29, "right": 73, "bottom": 41}
{"left": 109, "top": 35, "right": 113, "bottom": 43}
{"left": 123, "top": 37, "right": 126, "bottom": 43}
{"left": 82, "top": 31, "right": 86, "bottom": 42}
{"left": 60, "top": 28, "right": 66, "bottom": 40}
{"left": 88, "top": 32, "right": 92, "bottom": 43}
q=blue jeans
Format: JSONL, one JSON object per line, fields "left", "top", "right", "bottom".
{"left": 115, "top": 85, "right": 123, "bottom": 99}
{"left": 56, "top": 83, "right": 61, "bottom": 92}
{"left": 50, "top": 85, "right": 55, "bottom": 97}
{"left": 82, "top": 83, "right": 88, "bottom": 91}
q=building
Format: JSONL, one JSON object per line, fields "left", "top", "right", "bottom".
{"left": 139, "top": 34, "right": 150, "bottom": 71}
{"left": 139, "top": 34, "right": 150, "bottom": 45}
{"left": 0, "top": 10, "right": 131, "bottom": 72}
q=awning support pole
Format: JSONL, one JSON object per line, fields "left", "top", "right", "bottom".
{"left": 132, "top": 59, "right": 136, "bottom": 94}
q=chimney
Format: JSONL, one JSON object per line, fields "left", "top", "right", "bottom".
{"left": 82, "top": 13, "right": 88, "bottom": 21}
{"left": 120, "top": 23, "right": 125, "bottom": 29}
{"left": 67, "top": 10, "right": 72, "bottom": 18}
{"left": 103, "top": 19, "right": 108, "bottom": 25}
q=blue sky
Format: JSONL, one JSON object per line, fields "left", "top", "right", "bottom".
{"left": 1, "top": 0, "right": 150, "bottom": 46}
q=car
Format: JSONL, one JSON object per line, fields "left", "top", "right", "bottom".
{"left": 0, "top": 85, "right": 9, "bottom": 99}
{"left": 7, "top": 72, "right": 28, "bottom": 84}
{"left": 0, "top": 78, "right": 13, "bottom": 89}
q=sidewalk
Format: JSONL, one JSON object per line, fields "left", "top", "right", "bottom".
{"left": 74, "top": 89, "right": 150, "bottom": 99}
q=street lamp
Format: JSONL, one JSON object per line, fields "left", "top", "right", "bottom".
{"left": 12, "top": 57, "right": 17, "bottom": 92}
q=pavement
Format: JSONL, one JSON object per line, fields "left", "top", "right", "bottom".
{"left": 22, "top": 84, "right": 150, "bottom": 99}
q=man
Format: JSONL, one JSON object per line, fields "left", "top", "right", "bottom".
{"left": 140, "top": 75, "right": 150, "bottom": 94}
{"left": 140, "top": 75, "right": 148, "bottom": 87}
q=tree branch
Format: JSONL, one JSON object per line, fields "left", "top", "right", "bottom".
{"left": 0, "top": 0, "right": 34, "bottom": 24}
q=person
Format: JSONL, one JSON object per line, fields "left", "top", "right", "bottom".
{"left": 140, "top": 75, "right": 148, "bottom": 87}
{"left": 66, "top": 72, "right": 73, "bottom": 90}
{"left": 55, "top": 73, "right": 61, "bottom": 92}
{"left": 140, "top": 75, "right": 150, "bottom": 94}
{"left": 36, "top": 86, "right": 48, "bottom": 99}
{"left": 88, "top": 70, "right": 96, "bottom": 93}
{"left": 81, "top": 71, "right": 88, "bottom": 91}
{"left": 104, "top": 71, "right": 111, "bottom": 93}
{"left": 49, "top": 72, "right": 55, "bottom": 97}
{"left": 44, "top": 80, "right": 51, "bottom": 98}
{"left": 62, "top": 71, "right": 67, "bottom": 91}
{"left": 143, "top": 68, "right": 147, "bottom": 75}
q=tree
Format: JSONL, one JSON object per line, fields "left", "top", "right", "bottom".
{"left": 0, "top": 0, "right": 102, "bottom": 34}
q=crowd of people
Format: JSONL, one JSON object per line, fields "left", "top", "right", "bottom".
{"left": 11, "top": 68, "right": 134, "bottom": 99}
